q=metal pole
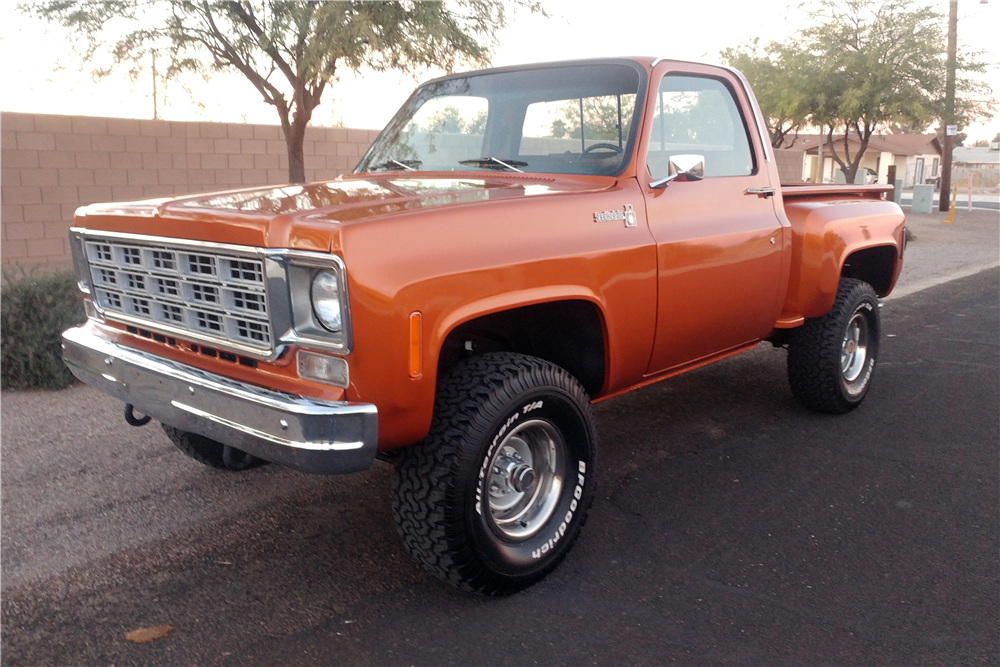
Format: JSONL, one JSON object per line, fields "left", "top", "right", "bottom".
{"left": 817, "top": 126, "right": 824, "bottom": 182}
{"left": 152, "top": 50, "right": 159, "bottom": 121}
{"left": 617, "top": 95, "right": 623, "bottom": 148}
{"left": 659, "top": 91, "right": 665, "bottom": 151}
{"left": 939, "top": 0, "right": 957, "bottom": 211}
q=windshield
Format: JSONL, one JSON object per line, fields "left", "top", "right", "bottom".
{"left": 356, "top": 62, "right": 646, "bottom": 177}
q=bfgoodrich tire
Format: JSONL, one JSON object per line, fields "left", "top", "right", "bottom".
{"left": 787, "top": 278, "right": 880, "bottom": 414}
{"left": 393, "top": 352, "right": 597, "bottom": 595}
{"left": 161, "top": 424, "right": 268, "bottom": 471}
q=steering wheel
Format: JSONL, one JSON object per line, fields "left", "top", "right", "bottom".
{"left": 581, "top": 143, "right": 624, "bottom": 155}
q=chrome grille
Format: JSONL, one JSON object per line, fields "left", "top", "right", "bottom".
{"left": 85, "top": 238, "right": 272, "bottom": 350}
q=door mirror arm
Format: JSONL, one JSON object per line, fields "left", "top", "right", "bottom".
{"left": 649, "top": 154, "right": 705, "bottom": 189}
{"left": 650, "top": 170, "right": 704, "bottom": 189}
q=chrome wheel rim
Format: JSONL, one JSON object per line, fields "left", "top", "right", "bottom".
{"left": 841, "top": 311, "right": 870, "bottom": 384}
{"left": 487, "top": 419, "right": 564, "bottom": 540}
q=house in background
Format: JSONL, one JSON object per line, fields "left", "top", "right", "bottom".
{"left": 952, "top": 143, "right": 1000, "bottom": 193}
{"left": 779, "top": 133, "right": 942, "bottom": 186}
{"left": 953, "top": 143, "right": 1000, "bottom": 168}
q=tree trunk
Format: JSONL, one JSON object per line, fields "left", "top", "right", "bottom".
{"left": 282, "top": 89, "right": 319, "bottom": 184}
{"left": 282, "top": 112, "right": 310, "bottom": 184}
{"left": 286, "top": 130, "right": 306, "bottom": 184}
{"left": 824, "top": 128, "right": 866, "bottom": 184}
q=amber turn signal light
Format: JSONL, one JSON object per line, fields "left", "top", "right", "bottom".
{"left": 409, "top": 312, "right": 422, "bottom": 378}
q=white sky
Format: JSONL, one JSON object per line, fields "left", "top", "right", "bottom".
{"left": 1, "top": 0, "right": 998, "bottom": 142}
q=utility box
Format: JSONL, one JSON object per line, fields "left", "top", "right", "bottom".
{"left": 894, "top": 179, "right": 903, "bottom": 204}
{"left": 911, "top": 184, "right": 934, "bottom": 213}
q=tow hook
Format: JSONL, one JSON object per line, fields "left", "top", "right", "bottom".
{"left": 124, "top": 403, "right": 151, "bottom": 427}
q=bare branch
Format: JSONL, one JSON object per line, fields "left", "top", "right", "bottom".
{"left": 226, "top": 0, "right": 300, "bottom": 89}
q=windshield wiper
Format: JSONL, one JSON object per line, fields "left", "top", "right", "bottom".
{"left": 458, "top": 157, "right": 528, "bottom": 173}
{"left": 371, "top": 159, "right": 421, "bottom": 172}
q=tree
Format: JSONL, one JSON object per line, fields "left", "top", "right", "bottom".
{"left": 24, "top": 1, "right": 542, "bottom": 183}
{"left": 549, "top": 95, "right": 636, "bottom": 142}
{"left": 807, "top": 0, "right": 996, "bottom": 182}
{"left": 424, "top": 106, "right": 467, "bottom": 134}
{"left": 720, "top": 39, "right": 813, "bottom": 149}
{"left": 723, "top": 0, "right": 994, "bottom": 183}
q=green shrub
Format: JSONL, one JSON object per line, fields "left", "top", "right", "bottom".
{"left": 1, "top": 268, "right": 87, "bottom": 390}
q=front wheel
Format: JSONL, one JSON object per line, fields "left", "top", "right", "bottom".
{"left": 393, "top": 352, "right": 597, "bottom": 595}
{"left": 787, "top": 278, "right": 881, "bottom": 414}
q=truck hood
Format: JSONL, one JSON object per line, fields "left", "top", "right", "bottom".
{"left": 78, "top": 174, "right": 613, "bottom": 251}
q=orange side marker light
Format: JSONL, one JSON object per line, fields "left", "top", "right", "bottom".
{"left": 409, "top": 312, "right": 422, "bottom": 378}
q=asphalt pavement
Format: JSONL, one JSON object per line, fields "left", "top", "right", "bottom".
{"left": 1, "top": 208, "right": 997, "bottom": 665}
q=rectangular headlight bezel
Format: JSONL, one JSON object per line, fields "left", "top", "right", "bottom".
{"left": 69, "top": 231, "right": 92, "bottom": 295}
{"left": 275, "top": 252, "right": 353, "bottom": 356}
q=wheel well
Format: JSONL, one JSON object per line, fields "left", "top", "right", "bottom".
{"left": 437, "top": 300, "right": 606, "bottom": 397}
{"left": 842, "top": 245, "right": 897, "bottom": 295}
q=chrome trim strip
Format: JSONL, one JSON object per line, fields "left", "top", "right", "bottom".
{"left": 104, "top": 311, "right": 281, "bottom": 359}
{"left": 170, "top": 401, "right": 365, "bottom": 451}
{"left": 721, "top": 65, "right": 772, "bottom": 163}
{"left": 62, "top": 324, "right": 378, "bottom": 475}
{"left": 71, "top": 227, "right": 270, "bottom": 255}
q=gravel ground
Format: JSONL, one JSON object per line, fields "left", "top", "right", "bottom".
{"left": 889, "top": 207, "right": 999, "bottom": 300}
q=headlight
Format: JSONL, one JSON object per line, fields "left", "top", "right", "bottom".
{"left": 311, "top": 270, "right": 343, "bottom": 332}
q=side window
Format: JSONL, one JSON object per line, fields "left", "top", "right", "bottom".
{"left": 647, "top": 75, "right": 754, "bottom": 179}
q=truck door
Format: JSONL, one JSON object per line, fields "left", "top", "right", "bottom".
{"left": 642, "top": 69, "right": 785, "bottom": 375}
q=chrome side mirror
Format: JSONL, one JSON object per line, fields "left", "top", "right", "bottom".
{"left": 650, "top": 154, "right": 705, "bottom": 189}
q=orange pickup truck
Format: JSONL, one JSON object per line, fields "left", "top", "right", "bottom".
{"left": 62, "top": 57, "right": 905, "bottom": 594}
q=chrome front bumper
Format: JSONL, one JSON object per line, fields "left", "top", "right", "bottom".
{"left": 62, "top": 325, "right": 378, "bottom": 475}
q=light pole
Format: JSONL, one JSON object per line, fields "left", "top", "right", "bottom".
{"left": 152, "top": 50, "right": 159, "bottom": 121}
{"left": 939, "top": 0, "right": 957, "bottom": 212}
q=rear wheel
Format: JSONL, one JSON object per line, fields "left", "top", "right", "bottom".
{"left": 161, "top": 424, "right": 268, "bottom": 471}
{"left": 393, "top": 352, "right": 596, "bottom": 595}
{"left": 787, "top": 278, "right": 880, "bottom": 413}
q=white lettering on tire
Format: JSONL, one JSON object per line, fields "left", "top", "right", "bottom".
{"left": 532, "top": 459, "right": 586, "bottom": 559}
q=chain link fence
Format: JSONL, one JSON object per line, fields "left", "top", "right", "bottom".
{"left": 953, "top": 165, "right": 999, "bottom": 193}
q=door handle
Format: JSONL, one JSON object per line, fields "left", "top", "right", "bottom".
{"left": 746, "top": 187, "right": 776, "bottom": 199}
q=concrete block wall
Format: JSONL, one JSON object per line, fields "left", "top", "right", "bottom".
{"left": 773, "top": 148, "right": 806, "bottom": 184}
{"left": 1, "top": 112, "right": 380, "bottom": 270}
